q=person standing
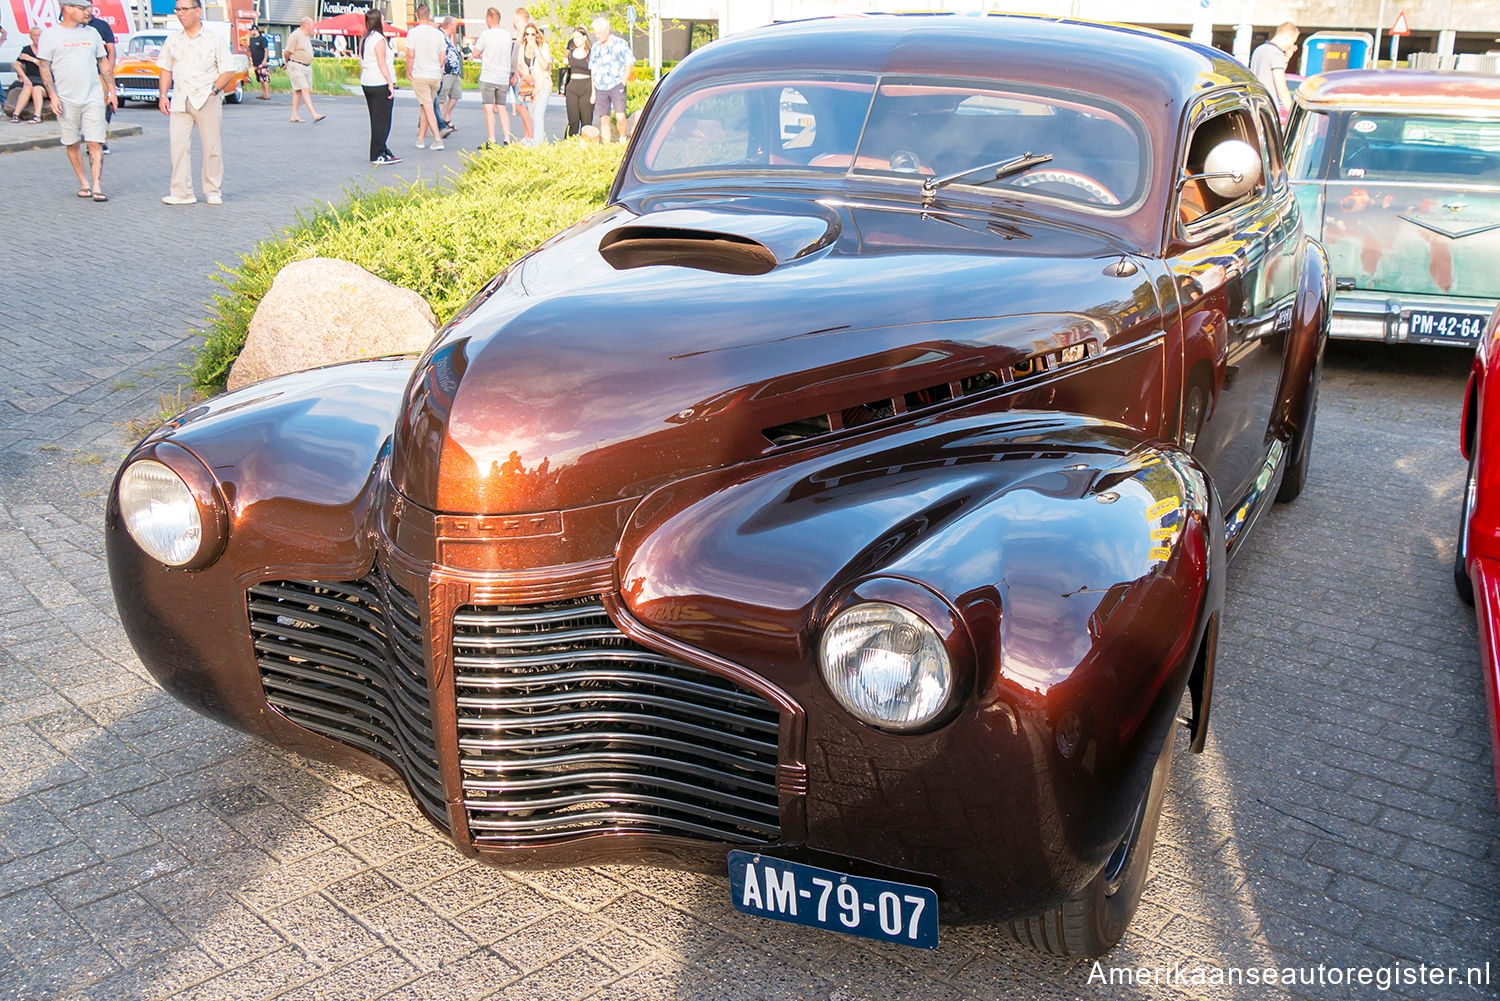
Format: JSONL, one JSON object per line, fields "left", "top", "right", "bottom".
{"left": 1250, "top": 22, "right": 1299, "bottom": 118}
{"left": 587, "top": 16, "right": 631, "bottom": 144}
{"left": 517, "top": 23, "right": 551, "bottom": 144}
{"left": 85, "top": 9, "right": 115, "bottom": 153}
{"left": 284, "top": 18, "right": 324, "bottom": 122}
{"left": 507, "top": 6, "right": 530, "bottom": 122}
{"left": 11, "top": 26, "right": 47, "bottom": 124}
{"left": 37, "top": 0, "right": 114, "bottom": 201}
{"left": 562, "top": 26, "right": 591, "bottom": 137}
{"left": 156, "top": 0, "right": 237, "bottom": 205}
{"left": 435, "top": 16, "right": 462, "bottom": 138}
{"left": 359, "top": 8, "right": 400, "bottom": 165}
{"left": 471, "top": 6, "right": 512, "bottom": 148}
{"left": 405, "top": 3, "right": 445, "bottom": 149}
{"left": 247, "top": 24, "right": 270, "bottom": 100}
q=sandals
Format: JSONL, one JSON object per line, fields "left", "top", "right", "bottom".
{"left": 8, "top": 116, "right": 17, "bottom": 123}
{"left": 92, "top": 192, "right": 109, "bottom": 202}
{"left": 27, "top": 116, "right": 42, "bottom": 124}
{"left": 312, "top": 114, "right": 326, "bottom": 123}
{"left": 77, "top": 188, "right": 92, "bottom": 198}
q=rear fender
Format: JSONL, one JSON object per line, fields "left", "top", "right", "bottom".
{"left": 1272, "top": 237, "right": 1332, "bottom": 446}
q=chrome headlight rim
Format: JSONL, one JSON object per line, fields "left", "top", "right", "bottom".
{"left": 114, "top": 442, "right": 228, "bottom": 571}
{"left": 816, "top": 578, "right": 975, "bottom": 734}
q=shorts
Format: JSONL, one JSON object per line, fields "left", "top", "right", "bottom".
{"left": 254, "top": 64, "right": 269, "bottom": 83}
{"left": 593, "top": 84, "right": 626, "bottom": 119}
{"left": 59, "top": 97, "right": 106, "bottom": 145}
{"left": 480, "top": 81, "right": 506, "bottom": 106}
{"left": 286, "top": 61, "right": 312, "bottom": 91}
{"left": 437, "top": 73, "right": 460, "bottom": 104}
{"left": 411, "top": 77, "right": 439, "bottom": 105}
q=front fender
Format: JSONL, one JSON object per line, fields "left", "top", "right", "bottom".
{"left": 618, "top": 411, "right": 1224, "bottom": 917}
{"left": 106, "top": 359, "right": 415, "bottom": 735}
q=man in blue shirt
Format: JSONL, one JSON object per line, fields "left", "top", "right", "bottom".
{"left": 587, "top": 16, "right": 631, "bottom": 143}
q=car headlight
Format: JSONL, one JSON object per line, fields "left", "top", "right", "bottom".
{"left": 819, "top": 601, "right": 954, "bottom": 731}
{"left": 119, "top": 459, "right": 203, "bottom": 566}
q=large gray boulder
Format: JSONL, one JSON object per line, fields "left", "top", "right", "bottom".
{"left": 227, "top": 257, "right": 439, "bottom": 391}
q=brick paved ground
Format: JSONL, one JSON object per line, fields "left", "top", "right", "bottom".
{"left": 1, "top": 96, "right": 1497, "bottom": 1001}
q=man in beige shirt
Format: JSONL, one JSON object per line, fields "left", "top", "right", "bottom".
{"left": 156, "top": 0, "right": 236, "bottom": 204}
{"left": 284, "top": 18, "right": 323, "bottom": 122}
{"left": 404, "top": 3, "right": 446, "bottom": 149}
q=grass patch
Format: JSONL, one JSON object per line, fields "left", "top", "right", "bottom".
{"left": 189, "top": 141, "right": 624, "bottom": 396}
{"left": 125, "top": 386, "right": 204, "bottom": 441}
{"left": 110, "top": 379, "right": 138, "bottom": 391}
{"left": 37, "top": 444, "right": 61, "bottom": 452}
{"left": 71, "top": 452, "right": 103, "bottom": 465}
{"left": 267, "top": 58, "right": 355, "bottom": 96}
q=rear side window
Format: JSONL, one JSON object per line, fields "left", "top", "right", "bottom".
{"left": 1335, "top": 113, "right": 1500, "bottom": 183}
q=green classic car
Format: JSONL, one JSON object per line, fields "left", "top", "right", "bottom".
{"left": 1287, "top": 69, "right": 1500, "bottom": 346}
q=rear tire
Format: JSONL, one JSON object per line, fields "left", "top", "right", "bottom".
{"left": 1007, "top": 730, "right": 1174, "bottom": 957}
{"left": 1456, "top": 449, "right": 1477, "bottom": 606}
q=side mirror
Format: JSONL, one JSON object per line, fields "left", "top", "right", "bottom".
{"left": 1182, "top": 139, "right": 1263, "bottom": 199}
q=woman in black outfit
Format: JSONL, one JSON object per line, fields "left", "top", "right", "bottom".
{"left": 562, "top": 27, "right": 593, "bottom": 137}
{"left": 359, "top": 8, "right": 401, "bottom": 164}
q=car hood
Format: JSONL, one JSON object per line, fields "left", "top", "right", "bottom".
{"left": 116, "top": 58, "right": 162, "bottom": 75}
{"left": 391, "top": 197, "right": 1157, "bottom": 518}
{"left": 1294, "top": 180, "right": 1500, "bottom": 300}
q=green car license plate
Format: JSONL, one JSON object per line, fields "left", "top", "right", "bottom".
{"left": 728, "top": 850, "right": 938, "bottom": 949}
{"left": 1409, "top": 310, "right": 1487, "bottom": 343}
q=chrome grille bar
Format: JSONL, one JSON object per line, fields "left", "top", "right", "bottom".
{"left": 249, "top": 572, "right": 446, "bottom": 829}
{"left": 454, "top": 596, "right": 781, "bottom": 846}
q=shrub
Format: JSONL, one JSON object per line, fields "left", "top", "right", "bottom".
{"left": 189, "top": 142, "right": 625, "bottom": 395}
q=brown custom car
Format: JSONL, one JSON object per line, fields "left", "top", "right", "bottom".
{"left": 107, "top": 14, "right": 1328, "bottom": 956}
{"left": 1287, "top": 69, "right": 1500, "bottom": 346}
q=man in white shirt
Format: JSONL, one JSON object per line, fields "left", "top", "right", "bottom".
{"left": 38, "top": 0, "right": 115, "bottom": 201}
{"left": 471, "top": 6, "right": 512, "bottom": 147}
{"left": 404, "top": 3, "right": 446, "bottom": 149}
{"left": 156, "top": 0, "right": 237, "bottom": 205}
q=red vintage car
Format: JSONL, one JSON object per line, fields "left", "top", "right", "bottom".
{"left": 1453, "top": 305, "right": 1500, "bottom": 807}
{"left": 106, "top": 14, "right": 1329, "bottom": 956}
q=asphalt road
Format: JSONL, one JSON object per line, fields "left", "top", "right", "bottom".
{"left": 0, "top": 94, "right": 1496, "bottom": 1001}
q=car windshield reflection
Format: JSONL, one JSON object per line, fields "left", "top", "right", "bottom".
{"left": 633, "top": 74, "right": 1148, "bottom": 210}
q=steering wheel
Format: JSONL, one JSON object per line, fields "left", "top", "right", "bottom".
{"left": 1011, "top": 170, "right": 1120, "bottom": 206}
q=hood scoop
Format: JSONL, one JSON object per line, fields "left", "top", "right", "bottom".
{"left": 598, "top": 207, "right": 840, "bottom": 275}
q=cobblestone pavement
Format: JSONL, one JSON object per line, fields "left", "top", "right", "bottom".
{"left": 2, "top": 96, "right": 1497, "bottom": 1001}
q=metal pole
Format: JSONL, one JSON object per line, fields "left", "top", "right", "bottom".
{"left": 1373, "top": 0, "right": 1384, "bottom": 66}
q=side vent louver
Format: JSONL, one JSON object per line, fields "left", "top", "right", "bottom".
{"left": 762, "top": 340, "right": 1097, "bottom": 447}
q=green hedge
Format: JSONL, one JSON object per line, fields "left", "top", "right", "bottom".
{"left": 191, "top": 142, "right": 625, "bottom": 395}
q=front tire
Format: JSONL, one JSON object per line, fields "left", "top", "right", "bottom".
{"left": 226, "top": 81, "right": 244, "bottom": 104}
{"left": 1007, "top": 730, "right": 1175, "bottom": 957}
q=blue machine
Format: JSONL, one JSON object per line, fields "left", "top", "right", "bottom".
{"left": 1302, "top": 31, "right": 1374, "bottom": 73}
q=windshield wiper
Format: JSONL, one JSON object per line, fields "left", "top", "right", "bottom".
{"left": 921, "top": 152, "right": 1054, "bottom": 203}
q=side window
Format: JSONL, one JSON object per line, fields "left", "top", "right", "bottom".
{"left": 1285, "top": 109, "right": 1330, "bottom": 180}
{"left": 779, "top": 87, "right": 815, "bottom": 151}
{"left": 1178, "top": 107, "right": 1264, "bottom": 226}
{"left": 1257, "top": 109, "right": 1287, "bottom": 189}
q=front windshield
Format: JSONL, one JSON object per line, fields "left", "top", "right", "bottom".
{"left": 127, "top": 35, "right": 166, "bottom": 59}
{"left": 1332, "top": 113, "right": 1500, "bottom": 184}
{"left": 634, "top": 73, "right": 1148, "bottom": 209}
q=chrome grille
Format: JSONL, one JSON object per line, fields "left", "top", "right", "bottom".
{"left": 454, "top": 597, "right": 781, "bottom": 846}
{"left": 249, "top": 572, "right": 446, "bottom": 828}
{"left": 116, "top": 76, "right": 158, "bottom": 90}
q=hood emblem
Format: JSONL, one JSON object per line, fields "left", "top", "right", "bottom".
{"left": 1398, "top": 209, "right": 1500, "bottom": 241}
